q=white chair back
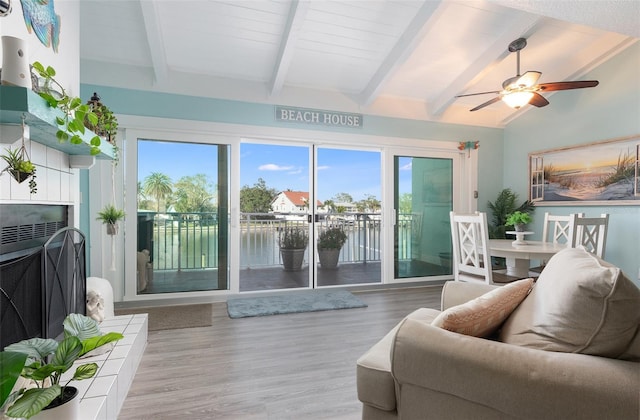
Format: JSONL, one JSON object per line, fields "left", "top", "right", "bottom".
{"left": 541, "top": 212, "right": 584, "bottom": 244}
{"left": 569, "top": 213, "right": 609, "bottom": 258}
{"left": 449, "top": 211, "right": 492, "bottom": 284}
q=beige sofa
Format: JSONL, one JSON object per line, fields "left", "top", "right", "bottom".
{"left": 357, "top": 249, "right": 640, "bottom": 420}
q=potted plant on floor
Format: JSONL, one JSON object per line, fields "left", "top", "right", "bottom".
{"left": 96, "top": 204, "right": 125, "bottom": 235}
{"left": 278, "top": 226, "right": 308, "bottom": 271}
{"left": 505, "top": 210, "right": 533, "bottom": 232}
{"left": 317, "top": 226, "right": 348, "bottom": 269}
{"left": 0, "top": 313, "right": 124, "bottom": 419}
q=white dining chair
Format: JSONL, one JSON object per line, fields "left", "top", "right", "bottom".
{"left": 449, "top": 211, "right": 518, "bottom": 284}
{"left": 541, "top": 212, "right": 584, "bottom": 244}
{"left": 450, "top": 211, "right": 492, "bottom": 284}
{"left": 531, "top": 212, "right": 584, "bottom": 273}
{"left": 569, "top": 213, "right": 609, "bottom": 258}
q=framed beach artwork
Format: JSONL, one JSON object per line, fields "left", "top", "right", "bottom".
{"left": 529, "top": 135, "right": 640, "bottom": 205}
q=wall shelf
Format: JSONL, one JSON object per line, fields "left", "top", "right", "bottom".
{"left": 0, "top": 86, "right": 115, "bottom": 160}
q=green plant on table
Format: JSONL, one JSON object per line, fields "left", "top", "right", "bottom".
{"left": 505, "top": 211, "right": 533, "bottom": 227}
{"left": 31, "top": 62, "right": 102, "bottom": 156}
{"left": 487, "top": 188, "right": 534, "bottom": 238}
{"left": 0, "top": 314, "right": 124, "bottom": 419}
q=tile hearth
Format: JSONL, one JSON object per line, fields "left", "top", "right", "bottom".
{"left": 70, "top": 314, "right": 147, "bottom": 420}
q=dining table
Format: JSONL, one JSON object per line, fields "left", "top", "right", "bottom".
{"left": 488, "top": 239, "right": 568, "bottom": 278}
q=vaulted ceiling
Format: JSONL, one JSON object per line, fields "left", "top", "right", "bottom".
{"left": 79, "top": 0, "right": 639, "bottom": 128}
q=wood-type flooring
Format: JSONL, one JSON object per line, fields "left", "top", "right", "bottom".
{"left": 119, "top": 285, "right": 442, "bottom": 419}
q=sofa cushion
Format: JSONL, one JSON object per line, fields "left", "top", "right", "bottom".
{"left": 431, "top": 278, "right": 533, "bottom": 337}
{"left": 356, "top": 308, "right": 439, "bottom": 412}
{"left": 500, "top": 247, "right": 640, "bottom": 358}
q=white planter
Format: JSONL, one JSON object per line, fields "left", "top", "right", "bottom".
{"left": 32, "top": 387, "right": 79, "bottom": 420}
{"left": 106, "top": 222, "right": 119, "bottom": 235}
{"left": 1, "top": 36, "right": 32, "bottom": 88}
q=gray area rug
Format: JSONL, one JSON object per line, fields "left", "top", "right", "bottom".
{"left": 115, "top": 303, "right": 213, "bottom": 331}
{"left": 227, "top": 290, "right": 367, "bottom": 319}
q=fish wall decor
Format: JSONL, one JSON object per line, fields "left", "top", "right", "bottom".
{"left": 19, "top": 0, "right": 60, "bottom": 52}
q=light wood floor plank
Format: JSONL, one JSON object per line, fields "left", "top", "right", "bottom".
{"left": 119, "top": 286, "right": 442, "bottom": 419}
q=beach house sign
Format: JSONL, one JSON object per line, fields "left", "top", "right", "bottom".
{"left": 275, "top": 106, "right": 363, "bottom": 128}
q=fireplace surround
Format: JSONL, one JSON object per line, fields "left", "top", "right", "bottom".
{"left": 0, "top": 204, "right": 86, "bottom": 349}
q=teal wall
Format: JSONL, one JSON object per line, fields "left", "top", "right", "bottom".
{"left": 80, "top": 84, "right": 504, "bottom": 213}
{"left": 503, "top": 42, "right": 640, "bottom": 282}
{"left": 81, "top": 43, "right": 638, "bottom": 283}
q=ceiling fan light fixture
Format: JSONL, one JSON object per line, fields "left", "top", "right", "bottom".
{"left": 502, "top": 91, "right": 534, "bottom": 109}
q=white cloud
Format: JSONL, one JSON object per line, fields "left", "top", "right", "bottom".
{"left": 259, "top": 163, "right": 294, "bottom": 171}
{"left": 317, "top": 165, "right": 330, "bottom": 170}
{"left": 400, "top": 162, "right": 412, "bottom": 171}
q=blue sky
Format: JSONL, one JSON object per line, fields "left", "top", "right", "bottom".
{"left": 138, "top": 140, "right": 388, "bottom": 202}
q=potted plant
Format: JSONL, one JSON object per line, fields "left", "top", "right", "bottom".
{"left": 317, "top": 226, "right": 348, "bottom": 269}
{"left": 84, "top": 92, "right": 119, "bottom": 162}
{"left": 31, "top": 62, "right": 103, "bottom": 156}
{"left": 505, "top": 210, "right": 533, "bottom": 232}
{"left": 487, "top": 188, "right": 534, "bottom": 239}
{"left": 278, "top": 226, "right": 308, "bottom": 271}
{"left": 96, "top": 204, "right": 125, "bottom": 235}
{"left": 1, "top": 147, "right": 37, "bottom": 194}
{"left": 0, "top": 313, "right": 124, "bottom": 419}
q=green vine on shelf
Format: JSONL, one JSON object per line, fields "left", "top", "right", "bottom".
{"left": 31, "top": 61, "right": 102, "bottom": 156}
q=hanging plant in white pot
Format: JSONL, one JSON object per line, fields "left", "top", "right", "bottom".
{"left": 96, "top": 204, "right": 125, "bottom": 235}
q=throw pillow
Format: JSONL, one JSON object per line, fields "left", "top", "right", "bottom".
{"left": 499, "top": 247, "right": 640, "bottom": 358}
{"left": 431, "top": 278, "right": 534, "bottom": 337}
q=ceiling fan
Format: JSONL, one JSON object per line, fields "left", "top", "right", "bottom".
{"left": 456, "top": 38, "right": 599, "bottom": 112}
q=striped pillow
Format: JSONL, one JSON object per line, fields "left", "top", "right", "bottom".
{"left": 432, "top": 278, "right": 534, "bottom": 337}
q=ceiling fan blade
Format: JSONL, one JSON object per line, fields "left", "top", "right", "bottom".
{"left": 529, "top": 92, "right": 549, "bottom": 108}
{"left": 538, "top": 80, "right": 599, "bottom": 91}
{"left": 515, "top": 71, "right": 541, "bottom": 88}
{"left": 470, "top": 96, "right": 502, "bottom": 112}
{"left": 456, "top": 90, "right": 501, "bottom": 98}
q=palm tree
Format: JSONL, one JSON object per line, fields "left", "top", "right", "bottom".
{"left": 143, "top": 172, "right": 173, "bottom": 213}
{"left": 323, "top": 199, "right": 335, "bottom": 213}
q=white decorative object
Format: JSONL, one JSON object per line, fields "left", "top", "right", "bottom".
{"left": 1, "top": 36, "right": 32, "bottom": 88}
{"left": 506, "top": 230, "right": 534, "bottom": 246}
{"left": 86, "top": 290, "right": 105, "bottom": 323}
{"left": 86, "top": 277, "right": 115, "bottom": 318}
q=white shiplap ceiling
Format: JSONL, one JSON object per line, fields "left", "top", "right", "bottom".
{"left": 79, "top": 0, "right": 639, "bottom": 128}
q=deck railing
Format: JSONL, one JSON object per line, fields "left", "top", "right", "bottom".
{"left": 139, "top": 211, "right": 416, "bottom": 271}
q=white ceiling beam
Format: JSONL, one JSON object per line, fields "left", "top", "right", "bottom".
{"left": 269, "top": 0, "right": 311, "bottom": 98}
{"left": 139, "top": 0, "right": 168, "bottom": 86}
{"left": 359, "top": 0, "right": 443, "bottom": 107}
{"left": 430, "top": 13, "right": 543, "bottom": 116}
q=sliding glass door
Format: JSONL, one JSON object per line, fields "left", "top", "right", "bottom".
{"left": 315, "top": 147, "right": 382, "bottom": 287}
{"left": 238, "top": 142, "right": 382, "bottom": 292}
{"left": 136, "top": 139, "right": 229, "bottom": 294}
{"left": 393, "top": 153, "right": 455, "bottom": 280}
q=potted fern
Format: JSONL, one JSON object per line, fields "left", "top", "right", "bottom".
{"left": 0, "top": 314, "right": 123, "bottom": 419}
{"left": 96, "top": 204, "right": 125, "bottom": 235}
{"left": 317, "top": 226, "right": 348, "bottom": 269}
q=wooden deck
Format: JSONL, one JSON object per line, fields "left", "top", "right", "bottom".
{"left": 140, "top": 261, "right": 448, "bottom": 294}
